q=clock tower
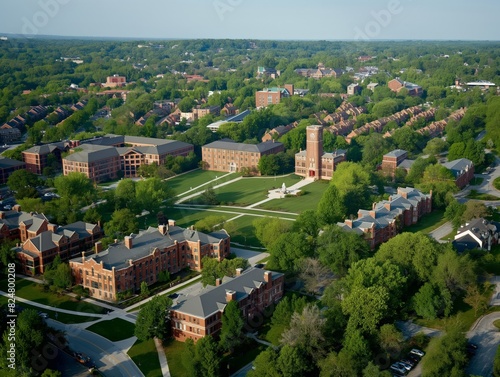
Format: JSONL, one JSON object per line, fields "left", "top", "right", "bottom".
{"left": 305, "top": 125, "right": 323, "bottom": 179}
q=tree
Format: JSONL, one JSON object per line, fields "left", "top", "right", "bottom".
{"left": 317, "top": 225, "right": 370, "bottom": 277}
{"left": 258, "top": 154, "right": 280, "bottom": 175}
{"left": 219, "top": 300, "right": 245, "bottom": 352}
{"left": 281, "top": 305, "right": 327, "bottom": 360}
{"left": 135, "top": 178, "right": 175, "bottom": 211}
{"left": 41, "top": 370, "right": 62, "bottom": 377}
{"left": 294, "top": 209, "right": 321, "bottom": 241}
{"left": 195, "top": 336, "right": 220, "bottom": 377}
{"left": 140, "top": 281, "right": 150, "bottom": 296}
{"left": 248, "top": 347, "right": 281, "bottom": 377}
{"left": 362, "top": 362, "right": 392, "bottom": 377}
{"left": 316, "top": 185, "right": 346, "bottom": 225}
{"left": 199, "top": 186, "right": 219, "bottom": 205}
{"left": 378, "top": 324, "right": 404, "bottom": 356}
{"left": 494, "top": 344, "right": 500, "bottom": 377}
{"left": 423, "top": 138, "right": 448, "bottom": 156}
{"left": 7, "top": 169, "right": 40, "bottom": 199}
{"left": 298, "top": 258, "right": 333, "bottom": 295}
{"left": 104, "top": 208, "right": 139, "bottom": 238}
{"left": 200, "top": 257, "right": 249, "bottom": 287}
{"left": 253, "top": 217, "right": 292, "bottom": 249}
{"left": 342, "top": 285, "right": 390, "bottom": 334}
{"left": 432, "top": 247, "right": 477, "bottom": 297}
{"left": 330, "top": 162, "right": 372, "bottom": 216}
{"left": 115, "top": 178, "right": 137, "bottom": 210}
{"left": 194, "top": 215, "right": 226, "bottom": 233}
{"left": 464, "top": 283, "right": 489, "bottom": 317}
{"left": 0, "top": 239, "right": 17, "bottom": 273}
{"left": 421, "top": 326, "right": 468, "bottom": 377}
{"left": 391, "top": 126, "right": 424, "bottom": 152}
{"left": 461, "top": 201, "right": 488, "bottom": 223}
{"left": 54, "top": 172, "right": 95, "bottom": 204}
{"left": 276, "top": 345, "right": 312, "bottom": 377}
{"left": 319, "top": 350, "right": 359, "bottom": 377}
{"left": 412, "top": 282, "right": 444, "bottom": 320}
{"left": 134, "top": 295, "right": 172, "bottom": 341}
{"left": 417, "top": 164, "right": 458, "bottom": 208}
{"left": 268, "top": 232, "right": 312, "bottom": 271}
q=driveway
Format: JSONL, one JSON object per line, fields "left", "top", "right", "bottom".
{"left": 48, "top": 319, "right": 144, "bottom": 377}
{"left": 466, "top": 312, "right": 500, "bottom": 377}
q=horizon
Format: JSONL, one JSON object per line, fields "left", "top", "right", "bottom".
{"left": 1, "top": 0, "right": 500, "bottom": 41}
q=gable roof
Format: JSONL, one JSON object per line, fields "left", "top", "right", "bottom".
{"left": 171, "top": 267, "right": 283, "bottom": 318}
{"left": 442, "top": 158, "right": 473, "bottom": 178}
{"left": 203, "top": 139, "right": 283, "bottom": 153}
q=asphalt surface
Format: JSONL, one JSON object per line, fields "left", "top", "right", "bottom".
{"left": 48, "top": 319, "right": 144, "bottom": 377}
{"left": 466, "top": 312, "right": 500, "bottom": 377}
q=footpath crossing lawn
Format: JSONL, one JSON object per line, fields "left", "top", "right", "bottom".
{"left": 128, "top": 338, "right": 162, "bottom": 377}
{"left": 257, "top": 180, "right": 329, "bottom": 213}
{"left": 204, "top": 175, "right": 302, "bottom": 206}
{"left": 165, "top": 170, "right": 237, "bottom": 197}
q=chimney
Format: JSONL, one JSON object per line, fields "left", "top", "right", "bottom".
{"left": 345, "top": 219, "right": 353, "bottom": 228}
{"left": 372, "top": 202, "right": 377, "bottom": 210}
{"left": 0, "top": 211, "right": 5, "bottom": 219}
{"left": 128, "top": 259, "right": 134, "bottom": 266}
{"left": 159, "top": 224, "right": 169, "bottom": 235}
{"left": 235, "top": 268, "right": 243, "bottom": 276}
{"left": 264, "top": 271, "right": 272, "bottom": 289}
{"left": 95, "top": 241, "right": 102, "bottom": 254}
{"left": 81, "top": 251, "right": 85, "bottom": 263}
{"left": 226, "top": 290, "right": 236, "bottom": 302}
{"left": 215, "top": 278, "right": 222, "bottom": 286}
{"left": 125, "top": 236, "right": 133, "bottom": 249}
{"left": 168, "top": 219, "right": 176, "bottom": 227}
{"left": 13, "top": 204, "right": 21, "bottom": 212}
{"left": 47, "top": 223, "right": 57, "bottom": 232}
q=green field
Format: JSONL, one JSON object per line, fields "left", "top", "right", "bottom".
{"left": 86, "top": 318, "right": 135, "bottom": 341}
{"left": 165, "top": 170, "right": 237, "bottom": 197}
{"left": 0, "top": 295, "right": 97, "bottom": 324}
{"left": 164, "top": 339, "right": 189, "bottom": 377}
{"left": 405, "top": 210, "right": 447, "bottom": 234}
{"left": 1, "top": 279, "right": 108, "bottom": 314}
{"left": 128, "top": 338, "right": 162, "bottom": 377}
{"left": 202, "top": 175, "right": 302, "bottom": 206}
{"left": 257, "top": 180, "right": 329, "bottom": 213}
{"left": 227, "top": 215, "right": 274, "bottom": 248}
{"left": 172, "top": 205, "right": 299, "bottom": 219}
{"left": 162, "top": 207, "right": 234, "bottom": 228}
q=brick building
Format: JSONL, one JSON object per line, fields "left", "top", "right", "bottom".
{"left": 255, "top": 85, "right": 293, "bottom": 108}
{"left": 441, "top": 158, "right": 474, "bottom": 189}
{"left": 202, "top": 139, "right": 284, "bottom": 174}
{"left": 16, "top": 221, "right": 103, "bottom": 275}
{"left": 171, "top": 267, "right": 284, "bottom": 342}
{"left": 388, "top": 78, "right": 422, "bottom": 96}
{"left": 0, "top": 157, "right": 26, "bottom": 184}
{"left": 381, "top": 149, "right": 415, "bottom": 177}
{"left": 23, "top": 142, "right": 69, "bottom": 175}
{"left": 295, "top": 125, "right": 346, "bottom": 180}
{"left": 63, "top": 145, "right": 121, "bottom": 183}
{"left": 104, "top": 75, "right": 127, "bottom": 88}
{"left": 337, "top": 187, "right": 432, "bottom": 250}
{"left": 69, "top": 221, "right": 230, "bottom": 302}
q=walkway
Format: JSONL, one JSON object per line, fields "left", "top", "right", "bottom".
{"left": 428, "top": 221, "right": 453, "bottom": 243}
{"left": 246, "top": 178, "right": 314, "bottom": 209}
{"left": 154, "top": 338, "right": 171, "bottom": 377}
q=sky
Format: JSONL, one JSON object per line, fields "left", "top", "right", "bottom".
{"left": 1, "top": 0, "right": 499, "bottom": 41}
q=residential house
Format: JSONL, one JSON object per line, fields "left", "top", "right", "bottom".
{"left": 388, "top": 78, "right": 422, "bottom": 96}
{"left": 347, "top": 83, "right": 361, "bottom": 96}
{"left": 255, "top": 86, "right": 293, "bottom": 108}
{"left": 337, "top": 187, "right": 432, "bottom": 250}
{"left": 262, "top": 122, "right": 297, "bottom": 142}
{"left": 171, "top": 267, "right": 284, "bottom": 342}
{"left": 69, "top": 221, "right": 231, "bottom": 302}
{"left": 452, "top": 218, "right": 500, "bottom": 252}
{"left": 202, "top": 139, "right": 284, "bottom": 174}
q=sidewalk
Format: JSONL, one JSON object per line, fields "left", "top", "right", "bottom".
{"left": 154, "top": 338, "right": 171, "bottom": 377}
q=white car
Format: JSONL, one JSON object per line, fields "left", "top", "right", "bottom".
{"left": 410, "top": 348, "right": 425, "bottom": 357}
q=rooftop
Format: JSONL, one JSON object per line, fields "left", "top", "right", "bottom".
{"left": 203, "top": 139, "right": 283, "bottom": 153}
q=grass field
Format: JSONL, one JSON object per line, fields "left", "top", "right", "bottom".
{"left": 405, "top": 210, "right": 447, "bottom": 234}
{"left": 227, "top": 215, "right": 268, "bottom": 248}
{"left": 1, "top": 279, "right": 108, "bottom": 314}
{"left": 257, "top": 180, "right": 329, "bottom": 213}
{"left": 165, "top": 170, "right": 237, "bottom": 197}
{"left": 163, "top": 339, "right": 189, "bottom": 377}
{"left": 86, "top": 318, "right": 135, "bottom": 341}
{"left": 466, "top": 190, "right": 500, "bottom": 201}
{"left": 128, "top": 338, "right": 162, "bottom": 377}
{"left": 0, "top": 295, "right": 97, "bottom": 324}
{"left": 205, "top": 175, "right": 302, "bottom": 206}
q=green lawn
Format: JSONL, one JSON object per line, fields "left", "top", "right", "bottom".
{"left": 470, "top": 177, "right": 484, "bottom": 186}
{"left": 466, "top": 190, "right": 500, "bottom": 201}
{"left": 226, "top": 215, "right": 266, "bottom": 248}
{"left": 405, "top": 210, "right": 447, "bottom": 234}
{"left": 86, "top": 318, "right": 135, "bottom": 341}
{"left": 128, "top": 338, "right": 162, "bottom": 377}
{"left": 161, "top": 207, "right": 234, "bottom": 229}
{"left": 1, "top": 279, "right": 108, "bottom": 314}
{"left": 165, "top": 170, "right": 237, "bottom": 197}
{"left": 192, "top": 175, "right": 301, "bottom": 207}
{"left": 222, "top": 340, "right": 267, "bottom": 374}
{"left": 257, "top": 180, "right": 329, "bottom": 213}
{"left": 163, "top": 339, "right": 189, "bottom": 377}
{"left": 0, "top": 296, "right": 96, "bottom": 324}
{"left": 173, "top": 205, "right": 299, "bottom": 219}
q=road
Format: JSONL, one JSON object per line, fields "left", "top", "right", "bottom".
{"left": 48, "top": 319, "right": 144, "bottom": 377}
{"left": 428, "top": 221, "right": 453, "bottom": 243}
{"left": 466, "top": 312, "right": 500, "bottom": 377}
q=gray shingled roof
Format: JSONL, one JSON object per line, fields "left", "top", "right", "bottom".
{"left": 28, "top": 231, "right": 63, "bottom": 252}
{"left": 0, "top": 158, "right": 25, "bottom": 169}
{"left": 171, "top": 267, "right": 284, "bottom": 318}
{"left": 71, "top": 225, "right": 229, "bottom": 270}
{"left": 385, "top": 149, "right": 407, "bottom": 158}
{"left": 442, "top": 158, "right": 473, "bottom": 178}
{"left": 64, "top": 144, "right": 119, "bottom": 163}
{"left": 23, "top": 142, "right": 66, "bottom": 155}
{"left": 203, "top": 140, "right": 283, "bottom": 153}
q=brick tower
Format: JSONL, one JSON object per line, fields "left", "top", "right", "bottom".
{"left": 305, "top": 125, "right": 323, "bottom": 179}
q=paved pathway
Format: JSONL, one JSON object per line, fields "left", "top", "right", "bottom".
{"left": 154, "top": 338, "right": 171, "bottom": 377}
{"left": 428, "top": 221, "right": 453, "bottom": 243}
{"left": 175, "top": 176, "right": 243, "bottom": 204}
{"left": 246, "top": 177, "right": 314, "bottom": 208}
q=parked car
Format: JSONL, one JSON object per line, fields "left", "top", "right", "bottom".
{"left": 397, "top": 360, "right": 412, "bottom": 371}
{"left": 38, "top": 312, "right": 48, "bottom": 319}
{"left": 390, "top": 363, "right": 407, "bottom": 376}
{"left": 400, "top": 358, "right": 415, "bottom": 369}
{"left": 410, "top": 348, "right": 425, "bottom": 357}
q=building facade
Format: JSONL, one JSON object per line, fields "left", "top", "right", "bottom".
{"left": 0, "top": 158, "right": 26, "bottom": 184}
{"left": 295, "top": 125, "right": 346, "bottom": 180}
{"left": 255, "top": 85, "right": 293, "bottom": 108}
{"left": 105, "top": 75, "right": 127, "bottom": 88}
{"left": 69, "top": 221, "right": 231, "bottom": 302}
{"left": 171, "top": 267, "right": 284, "bottom": 342}
{"left": 441, "top": 158, "right": 475, "bottom": 189}
{"left": 202, "top": 139, "right": 284, "bottom": 174}
{"left": 338, "top": 187, "right": 432, "bottom": 250}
